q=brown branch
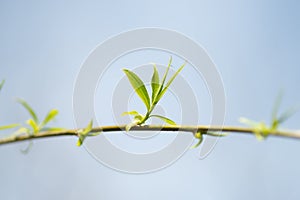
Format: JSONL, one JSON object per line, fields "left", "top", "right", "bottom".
{"left": 0, "top": 125, "right": 300, "bottom": 146}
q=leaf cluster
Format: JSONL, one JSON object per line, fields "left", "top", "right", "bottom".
{"left": 0, "top": 80, "right": 61, "bottom": 138}
{"left": 240, "top": 92, "right": 299, "bottom": 140}
{"left": 16, "top": 98, "right": 60, "bottom": 135}
{"left": 76, "top": 120, "right": 101, "bottom": 146}
{"left": 122, "top": 57, "right": 185, "bottom": 131}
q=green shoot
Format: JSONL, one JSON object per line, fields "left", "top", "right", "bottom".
{"left": 191, "top": 131, "right": 227, "bottom": 149}
{"left": 155, "top": 62, "right": 185, "bottom": 103}
{"left": 0, "top": 81, "right": 66, "bottom": 148}
{"left": 122, "top": 57, "right": 186, "bottom": 130}
{"left": 17, "top": 98, "right": 39, "bottom": 123}
{"left": 40, "top": 109, "right": 59, "bottom": 129}
{"left": 191, "top": 131, "right": 203, "bottom": 149}
{"left": 0, "top": 124, "right": 20, "bottom": 130}
{"left": 240, "top": 93, "right": 299, "bottom": 140}
{"left": 17, "top": 99, "right": 59, "bottom": 135}
{"left": 122, "top": 110, "right": 144, "bottom": 119}
{"left": 77, "top": 120, "right": 101, "bottom": 146}
{"left": 26, "top": 119, "right": 39, "bottom": 134}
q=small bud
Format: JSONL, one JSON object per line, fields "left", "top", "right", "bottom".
{"left": 195, "top": 131, "right": 202, "bottom": 139}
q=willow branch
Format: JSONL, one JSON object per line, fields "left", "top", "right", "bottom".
{"left": 0, "top": 125, "right": 300, "bottom": 146}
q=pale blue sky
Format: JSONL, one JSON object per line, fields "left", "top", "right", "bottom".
{"left": 0, "top": 0, "right": 300, "bottom": 199}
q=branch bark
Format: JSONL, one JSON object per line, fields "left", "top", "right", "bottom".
{"left": 0, "top": 125, "right": 300, "bottom": 146}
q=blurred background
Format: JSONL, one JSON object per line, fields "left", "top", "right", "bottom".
{"left": 0, "top": 0, "right": 300, "bottom": 199}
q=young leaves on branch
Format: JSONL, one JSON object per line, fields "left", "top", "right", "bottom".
{"left": 191, "top": 131, "right": 227, "bottom": 149}
{"left": 17, "top": 98, "right": 60, "bottom": 135}
{"left": 240, "top": 92, "right": 299, "bottom": 140}
{"left": 77, "top": 120, "right": 101, "bottom": 146}
{"left": 122, "top": 57, "right": 186, "bottom": 130}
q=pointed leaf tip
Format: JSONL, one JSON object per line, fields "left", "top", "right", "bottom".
{"left": 40, "top": 109, "right": 59, "bottom": 128}
{"left": 0, "top": 124, "right": 20, "bottom": 130}
{"left": 156, "top": 61, "right": 186, "bottom": 102}
{"left": 151, "top": 64, "right": 160, "bottom": 103}
{"left": 17, "top": 98, "right": 39, "bottom": 123}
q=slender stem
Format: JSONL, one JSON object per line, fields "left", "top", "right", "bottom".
{"left": 0, "top": 125, "right": 300, "bottom": 146}
{"left": 139, "top": 102, "right": 157, "bottom": 124}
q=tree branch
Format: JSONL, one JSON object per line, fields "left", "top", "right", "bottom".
{"left": 0, "top": 125, "right": 300, "bottom": 146}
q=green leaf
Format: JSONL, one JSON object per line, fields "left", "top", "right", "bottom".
{"left": 40, "top": 109, "right": 58, "bottom": 128}
{"left": 134, "top": 115, "right": 144, "bottom": 121}
{"left": 77, "top": 120, "right": 94, "bottom": 146}
{"left": 17, "top": 99, "right": 39, "bottom": 123}
{"left": 123, "top": 69, "right": 151, "bottom": 110}
{"left": 191, "top": 132, "right": 203, "bottom": 149}
{"left": 239, "top": 117, "right": 270, "bottom": 140}
{"left": 0, "top": 124, "right": 20, "bottom": 130}
{"left": 270, "top": 92, "right": 299, "bottom": 129}
{"left": 83, "top": 120, "right": 93, "bottom": 135}
{"left": 278, "top": 105, "right": 299, "bottom": 124}
{"left": 121, "top": 110, "right": 140, "bottom": 116}
{"left": 77, "top": 136, "right": 84, "bottom": 146}
{"left": 122, "top": 110, "right": 144, "bottom": 122}
{"left": 149, "top": 115, "right": 176, "bottom": 125}
{"left": 161, "top": 56, "right": 172, "bottom": 85}
{"left": 26, "top": 119, "right": 39, "bottom": 134}
{"left": 83, "top": 120, "right": 101, "bottom": 136}
{"left": 271, "top": 91, "right": 284, "bottom": 129}
{"left": 151, "top": 64, "right": 160, "bottom": 103}
{"left": 156, "top": 62, "right": 186, "bottom": 102}
{"left": 0, "top": 80, "right": 5, "bottom": 91}
{"left": 156, "top": 57, "right": 172, "bottom": 98}
{"left": 191, "top": 139, "right": 203, "bottom": 149}
{"left": 272, "top": 91, "right": 283, "bottom": 122}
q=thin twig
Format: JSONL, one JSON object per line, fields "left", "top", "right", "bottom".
{"left": 0, "top": 125, "right": 300, "bottom": 146}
